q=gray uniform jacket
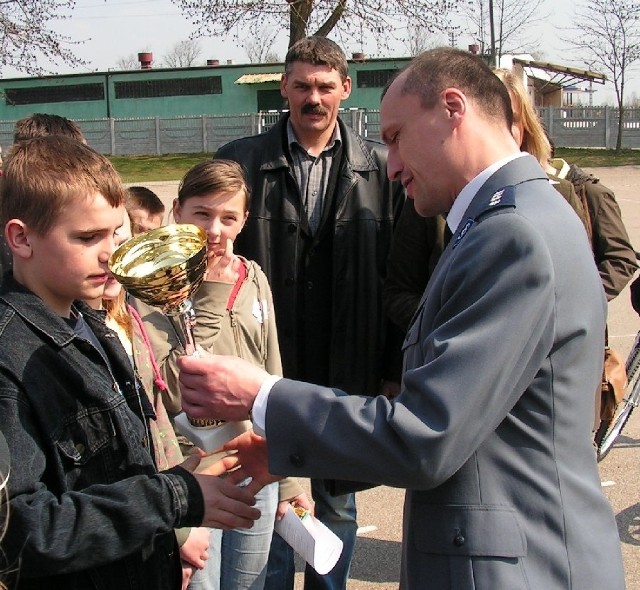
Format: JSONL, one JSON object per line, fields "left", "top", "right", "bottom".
{"left": 262, "top": 156, "right": 625, "bottom": 589}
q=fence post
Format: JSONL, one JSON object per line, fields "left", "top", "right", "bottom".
{"left": 604, "top": 106, "right": 611, "bottom": 149}
{"left": 154, "top": 117, "right": 161, "bottom": 155}
{"left": 202, "top": 115, "right": 207, "bottom": 153}
{"left": 110, "top": 118, "right": 116, "bottom": 155}
{"left": 546, "top": 107, "right": 554, "bottom": 142}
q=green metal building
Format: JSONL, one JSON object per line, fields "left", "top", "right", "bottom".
{"left": 0, "top": 57, "right": 411, "bottom": 121}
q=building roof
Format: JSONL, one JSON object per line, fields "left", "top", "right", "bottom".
{"left": 512, "top": 57, "right": 606, "bottom": 91}
{"left": 235, "top": 73, "right": 283, "bottom": 84}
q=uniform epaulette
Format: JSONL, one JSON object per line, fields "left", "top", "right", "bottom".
{"left": 453, "top": 186, "right": 516, "bottom": 249}
{"left": 476, "top": 185, "right": 517, "bottom": 219}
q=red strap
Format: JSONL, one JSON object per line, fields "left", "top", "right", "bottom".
{"left": 127, "top": 303, "right": 168, "bottom": 392}
{"left": 226, "top": 260, "right": 247, "bottom": 311}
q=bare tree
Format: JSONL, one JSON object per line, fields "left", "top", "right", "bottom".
{"left": 0, "top": 0, "right": 87, "bottom": 75}
{"left": 116, "top": 54, "right": 140, "bottom": 70}
{"left": 243, "top": 26, "right": 280, "bottom": 63}
{"left": 264, "top": 51, "right": 281, "bottom": 63}
{"left": 172, "top": 0, "right": 458, "bottom": 50}
{"left": 463, "top": 0, "right": 546, "bottom": 62}
{"left": 163, "top": 39, "right": 203, "bottom": 68}
{"left": 404, "top": 25, "right": 436, "bottom": 56}
{"left": 564, "top": 0, "right": 640, "bottom": 151}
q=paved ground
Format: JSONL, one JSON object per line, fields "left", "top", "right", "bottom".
{"left": 134, "top": 165, "right": 640, "bottom": 589}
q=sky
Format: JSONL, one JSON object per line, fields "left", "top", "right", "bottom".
{"left": 5, "top": 0, "right": 639, "bottom": 105}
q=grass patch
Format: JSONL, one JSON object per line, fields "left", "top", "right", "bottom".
{"left": 555, "top": 148, "right": 640, "bottom": 167}
{"left": 109, "top": 153, "right": 213, "bottom": 183}
{"left": 108, "top": 149, "right": 640, "bottom": 183}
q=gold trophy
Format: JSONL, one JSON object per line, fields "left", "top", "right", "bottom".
{"left": 109, "top": 223, "right": 248, "bottom": 452}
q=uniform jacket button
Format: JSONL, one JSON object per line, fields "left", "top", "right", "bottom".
{"left": 290, "top": 454, "right": 304, "bottom": 467}
{"left": 288, "top": 223, "right": 297, "bottom": 233}
{"left": 285, "top": 277, "right": 295, "bottom": 286}
{"left": 453, "top": 533, "right": 465, "bottom": 547}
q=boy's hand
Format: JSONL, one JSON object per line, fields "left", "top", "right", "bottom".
{"left": 181, "top": 562, "right": 195, "bottom": 590}
{"left": 277, "top": 492, "right": 314, "bottom": 521}
{"left": 179, "top": 527, "right": 210, "bottom": 569}
{"left": 193, "top": 472, "right": 261, "bottom": 530}
{"left": 179, "top": 447, "right": 261, "bottom": 529}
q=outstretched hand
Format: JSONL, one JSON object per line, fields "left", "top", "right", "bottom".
{"left": 222, "top": 431, "right": 282, "bottom": 495}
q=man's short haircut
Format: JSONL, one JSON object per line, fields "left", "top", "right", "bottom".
{"left": 178, "top": 159, "right": 250, "bottom": 211}
{"left": 493, "top": 68, "right": 551, "bottom": 165}
{"left": 13, "top": 113, "right": 85, "bottom": 144}
{"left": 0, "top": 135, "right": 124, "bottom": 235}
{"left": 392, "top": 47, "right": 513, "bottom": 130}
{"left": 126, "top": 186, "right": 165, "bottom": 216}
{"left": 284, "top": 36, "right": 349, "bottom": 81}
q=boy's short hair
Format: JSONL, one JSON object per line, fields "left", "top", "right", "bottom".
{"left": 0, "top": 135, "right": 124, "bottom": 235}
{"left": 126, "top": 186, "right": 165, "bottom": 215}
{"left": 13, "top": 113, "right": 85, "bottom": 144}
{"left": 178, "top": 160, "right": 250, "bottom": 211}
{"left": 284, "top": 36, "right": 349, "bottom": 81}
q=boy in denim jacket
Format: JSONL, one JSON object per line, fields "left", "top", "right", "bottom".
{"left": 0, "top": 136, "right": 260, "bottom": 590}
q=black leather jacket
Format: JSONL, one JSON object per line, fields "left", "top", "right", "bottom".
{"left": 217, "top": 115, "right": 405, "bottom": 395}
{"left": 0, "top": 276, "right": 203, "bottom": 590}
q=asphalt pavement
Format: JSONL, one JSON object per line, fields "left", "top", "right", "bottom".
{"left": 140, "top": 164, "right": 640, "bottom": 589}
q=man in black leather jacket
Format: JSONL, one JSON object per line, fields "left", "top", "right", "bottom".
{"left": 216, "top": 36, "right": 405, "bottom": 590}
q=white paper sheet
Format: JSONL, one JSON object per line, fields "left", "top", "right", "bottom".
{"left": 274, "top": 505, "right": 343, "bottom": 575}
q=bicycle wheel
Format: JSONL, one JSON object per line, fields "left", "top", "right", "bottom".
{"left": 596, "top": 332, "right": 640, "bottom": 461}
{"left": 625, "top": 331, "right": 640, "bottom": 382}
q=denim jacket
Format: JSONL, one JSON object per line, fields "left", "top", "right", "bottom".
{"left": 0, "top": 276, "right": 204, "bottom": 590}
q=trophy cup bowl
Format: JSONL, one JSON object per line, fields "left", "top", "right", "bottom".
{"left": 108, "top": 223, "right": 207, "bottom": 316}
{"left": 109, "top": 223, "right": 248, "bottom": 452}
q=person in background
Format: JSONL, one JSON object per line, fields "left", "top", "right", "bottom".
{"left": 126, "top": 186, "right": 166, "bottom": 236}
{"left": 548, "top": 145, "right": 637, "bottom": 300}
{"left": 177, "top": 46, "right": 625, "bottom": 590}
{"left": 137, "top": 159, "right": 310, "bottom": 590}
{"left": 12, "top": 113, "right": 85, "bottom": 144}
{"left": 547, "top": 129, "right": 638, "bottom": 438}
{"left": 0, "top": 135, "right": 260, "bottom": 590}
{"left": 214, "top": 36, "right": 405, "bottom": 590}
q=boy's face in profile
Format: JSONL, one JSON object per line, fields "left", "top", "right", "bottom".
{"left": 22, "top": 194, "right": 125, "bottom": 317}
{"left": 128, "top": 206, "right": 164, "bottom": 236}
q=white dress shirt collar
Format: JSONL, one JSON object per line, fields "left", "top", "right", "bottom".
{"left": 447, "top": 152, "right": 526, "bottom": 234}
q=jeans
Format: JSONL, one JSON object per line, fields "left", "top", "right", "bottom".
{"left": 263, "top": 531, "right": 295, "bottom": 590}
{"left": 304, "top": 480, "right": 357, "bottom": 590}
{"left": 263, "top": 480, "right": 357, "bottom": 590}
{"left": 189, "top": 482, "right": 278, "bottom": 590}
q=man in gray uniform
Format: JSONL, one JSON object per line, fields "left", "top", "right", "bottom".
{"left": 178, "top": 47, "right": 625, "bottom": 589}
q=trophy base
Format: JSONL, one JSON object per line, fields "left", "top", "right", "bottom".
{"left": 174, "top": 413, "right": 249, "bottom": 453}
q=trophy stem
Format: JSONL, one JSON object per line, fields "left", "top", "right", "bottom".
{"left": 177, "top": 299, "right": 197, "bottom": 356}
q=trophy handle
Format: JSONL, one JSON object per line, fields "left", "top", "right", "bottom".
{"left": 177, "top": 299, "right": 197, "bottom": 356}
